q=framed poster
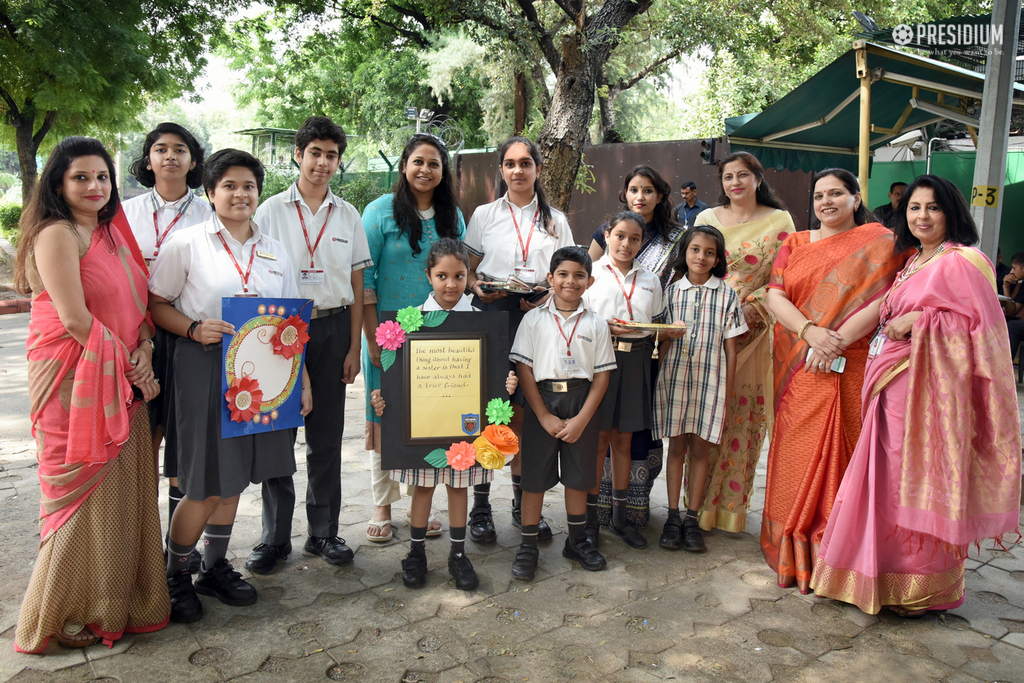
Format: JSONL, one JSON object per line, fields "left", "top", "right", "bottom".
{"left": 379, "top": 310, "right": 509, "bottom": 470}
{"left": 220, "top": 297, "right": 313, "bottom": 438}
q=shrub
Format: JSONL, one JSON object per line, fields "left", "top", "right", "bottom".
{"left": 0, "top": 203, "right": 21, "bottom": 245}
{"left": 339, "top": 173, "right": 388, "bottom": 214}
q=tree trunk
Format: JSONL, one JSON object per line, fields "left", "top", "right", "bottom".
{"left": 598, "top": 63, "right": 623, "bottom": 144}
{"left": 11, "top": 101, "right": 54, "bottom": 207}
{"left": 536, "top": 0, "right": 652, "bottom": 212}
{"left": 514, "top": 70, "right": 527, "bottom": 135}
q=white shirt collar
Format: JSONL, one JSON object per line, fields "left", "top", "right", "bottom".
{"left": 421, "top": 292, "right": 475, "bottom": 312}
{"left": 677, "top": 274, "right": 722, "bottom": 290}
{"left": 150, "top": 188, "right": 195, "bottom": 213}
{"left": 286, "top": 181, "right": 342, "bottom": 213}
{"left": 594, "top": 253, "right": 640, "bottom": 278}
{"left": 543, "top": 294, "right": 586, "bottom": 321}
{"left": 500, "top": 191, "right": 539, "bottom": 213}
{"left": 207, "top": 215, "right": 264, "bottom": 246}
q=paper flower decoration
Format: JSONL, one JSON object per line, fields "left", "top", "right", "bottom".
{"left": 225, "top": 376, "right": 263, "bottom": 423}
{"left": 375, "top": 320, "right": 406, "bottom": 351}
{"left": 270, "top": 315, "right": 310, "bottom": 359}
{"left": 446, "top": 441, "right": 477, "bottom": 471}
{"left": 482, "top": 424, "right": 519, "bottom": 456}
{"left": 396, "top": 306, "right": 424, "bottom": 333}
{"left": 486, "top": 398, "right": 514, "bottom": 426}
{"left": 473, "top": 437, "right": 506, "bottom": 469}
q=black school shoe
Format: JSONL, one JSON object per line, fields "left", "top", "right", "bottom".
{"left": 195, "top": 558, "right": 258, "bottom": 606}
{"left": 584, "top": 523, "right": 600, "bottom": 549}
{"left": 511, "top": 544, "right": 540, "bottom": 580}
{"left": 469, "top": 504, "right": 497, "bottom": 544}
{"left": 510, "top": 500, "right": 553, "bottom": 540}
{"left": 562, "top": 537, "right": 607, "bottom": 571}
{"left": 448, "top": 552, "right": 479, "bottom": 591}
{"left": 245, "top": 542, "right": 292, "bottom": 574}
{"left": 681, "top": 517, "right": 706, "bottom": 553}
{"left": 402, "top": 548, "right": 428, "bottom": 588}
{"left": 659, "top": 516, "right": 683, "bottom": 550}
{"left": 612, "top": 523, "right": 648, "bottom": 549}
{"left": 167, "top": 570, "right": 203, "bottom": 623}
{"left": 304, "top": 536, "right": 354, "bottom": 565}
{"left": 164, "top": 547, "right": 204, "bottom": 575}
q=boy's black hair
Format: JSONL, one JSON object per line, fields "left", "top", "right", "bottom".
{"left": 892, "top": 174, "right": 978, "bottom": 253}
{"left": 681, "top": 181, "right": 697, "bottom": 191}
{"left": 203, "top": 149, "right": 265, "bottom": 198}
{"left": 670, "top": 224, "right": 728, "bottom": 279}
{"left": 1010, "top": 252, "right": 1024, "bottom": 267}
{"left": 295, "top": 116, "right": 347, "bottom": 156}
{"left": 549, "top": 245, "right": 593, "bottom": 276}
{"left": 425, "top": 237, "right": 470, "bottom": 271}
{"left": 128, "top": 122, "right": 205, "bottom": 189}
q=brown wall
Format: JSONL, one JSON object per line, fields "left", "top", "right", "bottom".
{"left": 454, "top": 140, "right": 817, "bottom": 243}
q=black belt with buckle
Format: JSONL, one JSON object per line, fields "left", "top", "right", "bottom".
{"left": 611, "top": 336, "right": 650, "bottom": 353}
{"left": 537, "top": 378, "right": 590, "bottom": 393}
{"left": 310, "top": 305, "right": 348, "bottom": 320}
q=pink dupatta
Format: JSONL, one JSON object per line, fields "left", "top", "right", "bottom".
{"left": 26, "top": 223, "right": 149, "bottom": 540}
{"left": 866, "top": 246, "right": 1021, "bottom": 548}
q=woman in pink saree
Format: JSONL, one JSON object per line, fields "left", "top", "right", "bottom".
{"left": 13, "top": 137, "right": 169, "bottom": 652}
{"left": 810, "top": 175, "right": 1021, "bottom": 616}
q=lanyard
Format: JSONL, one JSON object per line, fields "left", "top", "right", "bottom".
{"left": 553, "top": 311, "right": 584, "bottom": 357}
{"left": 296, "top": 201, "right": 333, "bottom": 268}
{"left": 508, "top": 205, "right": 539, "bottom": 265}
{"left": 682, "top": 204, "right": 699, "bottom": 225}
{"left": 216, "top": 233, "right": 257, "bottom": 293}
{"left": 606, "top": 265, "right": 638, "bottom": 320}
{"left": 151, "top": 194, "right": 194, "bottom": 257}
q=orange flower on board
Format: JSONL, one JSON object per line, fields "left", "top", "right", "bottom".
{"left": 225, "top": 376, "right": 263, "bottom": 423}
{"left": 482, "top": 424, "right": 519, "bottom": 456}
{"left": 446, "top": 441, "right": 477, "bottom": 471}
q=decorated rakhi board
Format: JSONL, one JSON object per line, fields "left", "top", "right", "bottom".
{"left": 221, "top": 297, "right": 313, "bottom": 438}
{"left": 378, "top": 309, "right": 515, "bottom": 470}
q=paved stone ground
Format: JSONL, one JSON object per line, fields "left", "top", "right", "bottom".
{"left": 1, "top": 310, "right": 1023, "bottom": 682}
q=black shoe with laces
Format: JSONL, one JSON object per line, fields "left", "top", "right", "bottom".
{"left": 304, "top": 536, "right": 354, "bottom": 565}
{"left": 681, "top": 517, "right": 706, "bottom": 553}
{"left": 245, "top": 542, "right": 292, "bottom": 574}
{"left": 510, "top": 500, "right": 553, "bottom": 541}
{"left": 448, "top": 552, "right": 479, "bottom": 591}
{"left": 562, "top": 537, "right": 607, "bottom": 571}
{"left": 195, "top": 558, "right": 258, "bottom": 606}
{"left": 468, "top": 504, "right": 497, "bottom": 544}
{"left": 612, "top": 523, "right": 648, "bottom": 549}
{"left": 659, "top": 516, "right": 683, "bottom": 550}
{"left": 167, "top": 570, "right": 203, "bottom": 623}
{"left": 511, "top": 543, "right": 539, "bottom": 580}
{"left": 402, "top": 549, "right": 428, "bottom": 588}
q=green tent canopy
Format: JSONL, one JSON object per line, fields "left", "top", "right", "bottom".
{"left": 726, "top": 41, "right": 1024, "bottom": 175}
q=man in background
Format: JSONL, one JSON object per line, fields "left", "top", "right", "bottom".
{"left": 673, "top": 181, "right": 708, "bottom": 228}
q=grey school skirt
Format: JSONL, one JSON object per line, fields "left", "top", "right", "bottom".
{"left": 597, "top": 338, "right": 653, "bottom": 433}
{"left": 173, "top": 339, "right": 297, "bottom": 500}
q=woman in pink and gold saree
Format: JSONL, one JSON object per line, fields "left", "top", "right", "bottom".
{"left": 810, "top": 175, "right": 1021, "bottom": 616}
{"left": 762, "top": 169, "right": 908, "bottom": 593}
{"left": 13, "top": 137, "right": 169, "bottom": 653}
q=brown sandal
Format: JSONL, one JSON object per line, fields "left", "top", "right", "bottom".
{"left": 55, "top": 622, "right": 99, "bottom": 648}
{"left": 889, "top": 606, "right": 928, "bottom": 619}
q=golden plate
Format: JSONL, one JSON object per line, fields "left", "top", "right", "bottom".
{"left": 612, "top": 318, "right": 684, "bottom": 332}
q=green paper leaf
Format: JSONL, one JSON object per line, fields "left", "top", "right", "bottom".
{"left": 423, "top": 448, "right": 448, "bottom": 468}
{"left": 380, "top": 349, "right": 396, "bottom": 372}
{"left": 421, "top": 310, "right": 449, "bottom": 328}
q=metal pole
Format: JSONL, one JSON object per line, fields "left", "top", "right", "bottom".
{"left": 855, "top": 41, "right": 872, "bottom": 206}
{"left": 971, "top": 0, "right": 1021, "bottom": 261}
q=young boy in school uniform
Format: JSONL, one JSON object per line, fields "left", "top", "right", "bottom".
{"left": 509, "top": 246, "right": 616, "bottom": 580}
{"left": 246, "top": 116, "right": 371, "bottom": 572}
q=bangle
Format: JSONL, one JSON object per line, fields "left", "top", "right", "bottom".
{"left": 187, "top": 320, "right": 202, "bottom": 341}
{"left": 141, "top": 337, "right": 155, "bottom": 350}
{"left": 797, "top": 320, "right": 813, "bottom": 340}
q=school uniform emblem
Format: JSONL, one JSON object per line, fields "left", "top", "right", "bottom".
{"left": 462, "top": 413, "right": 479, "bottom": 435}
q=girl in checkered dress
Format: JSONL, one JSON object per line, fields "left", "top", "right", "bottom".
{"left": 371, "top": 239, "right": 517, "bottom": 592}
{"left": 653, "top": 225, "right": 747, "bottom": 553}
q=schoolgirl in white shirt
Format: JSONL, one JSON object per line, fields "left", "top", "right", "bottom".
{"left": 464, "top": 136, "right": 574, "bottom": 542}
{"left": 122, "top": 123, "right": 215, "bottom": 556}
{"left": 582, "top": 211, "right": 664, "bottom": 550}
{"left": 149, "top": 149, "right": 311, "bottom": 625}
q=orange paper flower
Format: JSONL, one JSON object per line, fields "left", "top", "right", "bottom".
{"left": 446, "top": 441, "right": 477, "bottom": 471}
{"left": 271, "top": 315, "right": 310, "bottom": 360}
{"left": 225, "top": 376, "right": 262, "bottom": 423}
{"left": 482, "top": 424, "right": 519, "bottom": 456}
{"left": 473, "top": 437, "right": 506, "bottom": 470}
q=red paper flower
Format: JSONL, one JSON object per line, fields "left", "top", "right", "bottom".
{"left": 375, "top": 320, "right": 407, "bottom": 351}
{"left": 271, "top": 315, "right": 310, "bottom": 360}
{"left": 225, "top": 376, "right": 263, "bottom": 423}
{"left": 446, "top": 441, "right": 477, "bottom": 471}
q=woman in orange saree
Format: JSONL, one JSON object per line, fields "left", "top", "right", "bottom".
{"left": 762, "top": 169, "right": 907, "bottom": 593}
{"left": 13, "top": 137, "right": 169, "bottom": 653}
{"left": 810, "top": 176, "right": 1020, "bottom": 615}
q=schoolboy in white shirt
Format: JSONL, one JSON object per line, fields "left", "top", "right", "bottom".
{"left": 246, "top": 116, "right": 371, "bottom": 572}
{"left": 509, "top": 246, "right": 616, "bottom": 580}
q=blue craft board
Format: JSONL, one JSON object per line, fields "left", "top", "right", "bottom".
{"left": 220, "top": 297, "right": 313, "bottom": 438}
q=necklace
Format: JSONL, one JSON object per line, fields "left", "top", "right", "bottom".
{"left": 893, "top": 241, "right": 948, "bottom": 287}
{"left": 555, "top": 307, "right": 578, "bottom": 312}
{"left": 727, "top": 204, "right": 754, "bottom": 224}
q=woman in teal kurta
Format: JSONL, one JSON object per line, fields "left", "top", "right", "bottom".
{"left": 361, "top": 134, "right": 466, "bottom": 541}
